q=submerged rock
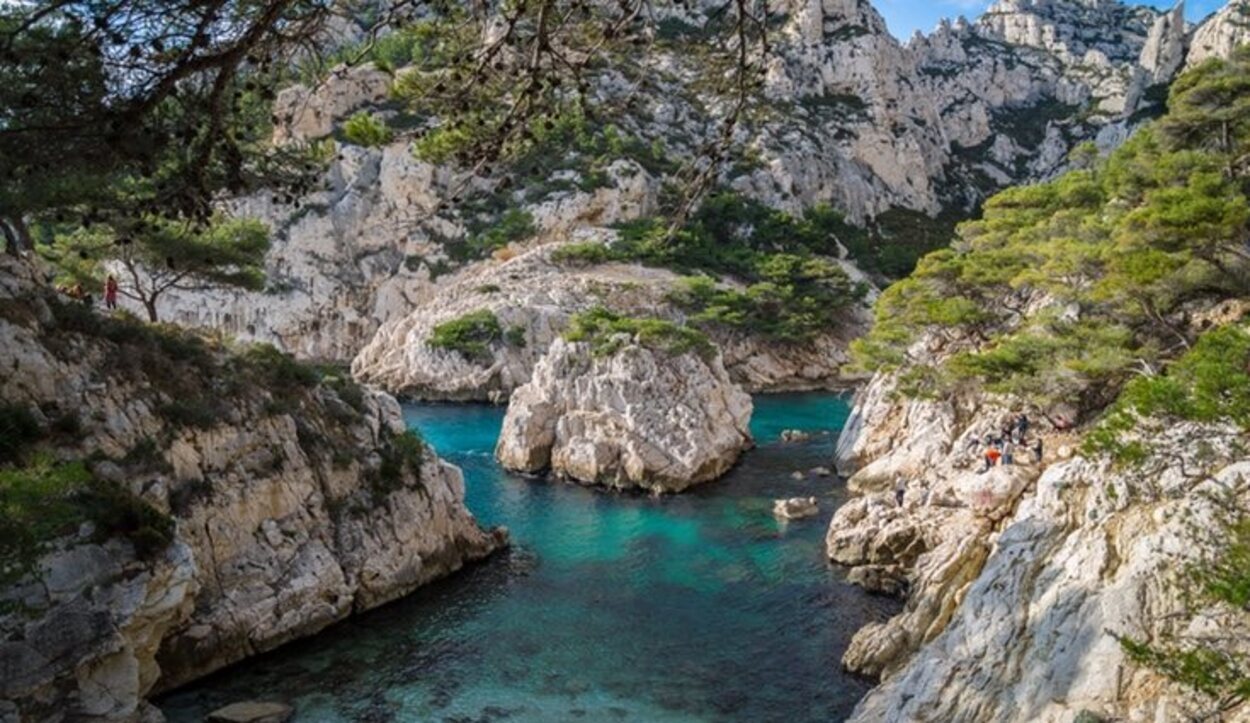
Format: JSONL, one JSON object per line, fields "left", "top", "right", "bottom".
{"left": 780, "top": 429, "right": 813, "bottom": 443}
{"left": 208, "top": 701, "right": 294, "bottom": 723}
{"left": 495, "top": 337, "right": 753, "bottom": 493}
{"left": 773, "top": 497, "right": 820, "bottom": 519}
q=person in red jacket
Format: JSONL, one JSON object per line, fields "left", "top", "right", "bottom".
{"left": 104, "top": 274, "right": 119, "bottom": 310}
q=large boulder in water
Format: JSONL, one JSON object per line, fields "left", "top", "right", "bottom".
{"left": 495, "top": 336, "right": 753, "bottom": 493}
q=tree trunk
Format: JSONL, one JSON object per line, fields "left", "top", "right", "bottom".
{"left": 0, "top": 220, "right": 17, "bottom": 257}
{"left": 1, "top": 216, "right": 31, "bottom": 256}
{"left": 144, "top": 297, "right": 159, "bottom": 323}
{"left": 11, "top": 216, "right": 32, "bottom": 251}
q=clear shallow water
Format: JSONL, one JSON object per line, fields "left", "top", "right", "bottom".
{"left": 159, "top": 392, "right": 897, "bottom": 723}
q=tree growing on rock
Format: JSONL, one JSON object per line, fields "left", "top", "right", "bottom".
{"left": 41, "top": 216, "right": 268, "bottom": 322}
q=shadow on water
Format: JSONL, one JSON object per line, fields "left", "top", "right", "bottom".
{"left": 158, "top": 392, "right": 899, "bottom": 722}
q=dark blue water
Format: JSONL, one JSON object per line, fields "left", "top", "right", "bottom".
{"left": 159, "top": 393, "right": 896, "bottom": 722}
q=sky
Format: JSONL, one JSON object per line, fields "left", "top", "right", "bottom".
{"left": 875, "top": 0, "right": 1230, "bottom": 40}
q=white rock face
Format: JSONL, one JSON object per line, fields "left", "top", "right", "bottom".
{"left": 831, "top": 353, "right": 1250, "bottom": 720}
{"left": 272, "top": 64, "right": 392, "bottom": 143}
{"left": 0, "top": 257, "right": 505, "bottom": 718}
{"left": 495, "top": 337, "right": 754, "bottom": 493}
{"left": 1186, "top": 0, "right": 1250, "bottom": 69}
{"left": 153, "top": 0, "right": 1250, "bottom": 384}
{"left": 848, "top": 431, "right": 1250, "bottom": 722}
{"left": 353, "top": 242, "right": 869, "bottom": 400}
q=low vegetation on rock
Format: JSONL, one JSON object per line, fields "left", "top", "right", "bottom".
{"left": 564, "top": 306, "right": 715, "bottom": 359}
{"left": 428, "top": 309, "right": 528, "bottom": 361}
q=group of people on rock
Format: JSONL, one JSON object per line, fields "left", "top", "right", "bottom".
{"left": 56, "top": 274, "right": 118, "bottom": 310}
{"left": 968, "top": 413, "right": 1043, "bottom": 472}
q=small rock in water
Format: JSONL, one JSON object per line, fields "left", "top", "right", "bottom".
{"left": 780, "top": 429, "right": 812, "bottom": 443}
{"left": 207, "top": 701, "right": 294, "bottom": 723}
{"left": 809, "top": 466, "right": 832, "bottom": 477}
{"left": 790, "top": 471, "right": 805, "bottom": 480}
{"left": 773, "top": 497, "right": 819, "bottom": 519}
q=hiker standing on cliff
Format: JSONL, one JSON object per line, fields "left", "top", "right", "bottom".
{"left": 894, "top": 476, "right": 906, "bottom": 507}
{"left": 104, "top": 275, "right": 119, "bottom": 310}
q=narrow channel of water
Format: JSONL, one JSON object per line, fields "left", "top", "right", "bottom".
{"left": 160, "top": 393, "right": 897, "bottom": 722}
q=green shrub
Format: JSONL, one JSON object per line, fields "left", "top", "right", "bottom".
{"left": 238, "top": 343, "right": 321, "bottom": 390}
{"left": 342, "top": 111, "right": 394, "bottom": 148}
{"left": 504, "top": 326, "right": 527, "bottom": 347}
{"left": 1086, "top": 324, "right": 1250, "bottom": 464}
{"left": 371, "top": 429, "right": 426, "bottom": 498}
{"left": 325, "top": 374, "right": 367, "bottom": 413}
{"left": 428, "top": 309, "right": 503, "bottom": 361}
{"left": 159, "top": 399, "right": 224, "bottom": 429}
{"left": 564, "top": 307, "right": 714, "bottom": 359}
{"left": 551, "top": 241, "right": 614, "bottom": 266}
{"left": 122, "top": 437, "right": 170, "bottom": 472}
{"left": 465, "top": 208, "right": 536, "bottom": 257}
{"left": 0, "top": 459, "right": 174, "bottom": 588}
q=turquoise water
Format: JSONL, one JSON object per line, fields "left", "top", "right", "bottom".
{"left": 159, "top": 393, "right": 896, "bottom": 722}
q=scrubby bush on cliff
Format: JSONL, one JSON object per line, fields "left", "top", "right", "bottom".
{"left": 0, "top": 403, "right": 41, "bottom": 466}
{"left": 342, "top": 111, "right": 394, "bottom": 147}
{"left": 564, "top": 306, "right": 714, "bottom": 359}
{"left": 0, "top": 457, "right": 174, "bottom": 592}
{"left": 1085, "top": 323, "right": 1250, "bottom": 466}
{"left": 853, "top": 48, "right": 1250, "bottom": 412}
{"left": 1116, "top": 481, "right": 1250, "bottom": 716}
{"left": 670, "top": 254, "right": 864, "bottom": 343}
{"left": 428, "top": 309, "right": 526, "bottom": 361}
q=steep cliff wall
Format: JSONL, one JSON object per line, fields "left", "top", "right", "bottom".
{"left": 143, "top": 0, "right": 1250, "bottom": 389}
{"left": 833, "top": 365, "right": 1250, "bottom": 721}
{"left": 0, "top": 258, "right": 505, "bottom": 721}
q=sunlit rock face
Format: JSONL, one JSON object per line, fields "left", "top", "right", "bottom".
{"left": 149, "top": 0, "right": 1245, "bottom": 393}
{"left": 495, "top": 337, "right": 754, "bottom": 493}
{"left": 830, "top": 355, "right": 1250, "bottom": 721}
{"left": 0, "top": 256, "right": 504, "bottom": 720}
{"left": 1186, "top": 0, "right": 1250, "bottom": 68}
{"left": 351, "top": 242, "right": 869, "bottom": 401}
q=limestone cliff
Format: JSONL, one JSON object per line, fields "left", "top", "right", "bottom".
{"left": 495, "top": 336, "right": 753, "bottom": 493}
{"left": 830, "top": 365, "right": 1250, "bottom": 721}
{"left": 143, "top": 0, "right": 1250, "bottom": 397}
{"left": 0, "top": 258, "right": 505, "bottom": 721}
{"left": 352, "top": 242, "right": 868, "bottom": 401}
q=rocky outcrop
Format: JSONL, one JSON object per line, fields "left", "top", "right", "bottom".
{"left": 272, "top": 63, "right": 392, "bottom": 144}
{"left": 353, "top": 242, "right": 868, "bottom": 400}
{"left": 846, "top": 423, "right": 1249, "bottom": 722}
{"left": 831, "top": 353, "right": 1250, "bottom": 720}
{"left": 495, "top": 337, "right": 753, "bottom": 493}
{"left": 1186, "top": 0, "right": 1250, "bottom": 68}
{"left": 0, "top": 257, "right": 505, "bottom": 720}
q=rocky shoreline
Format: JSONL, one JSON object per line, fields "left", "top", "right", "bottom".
{"left": 825, "top": 370, "right": 1249, "bottom": 721}
{"left": 0, "top": 257, "right": 507, "bottom": 721}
